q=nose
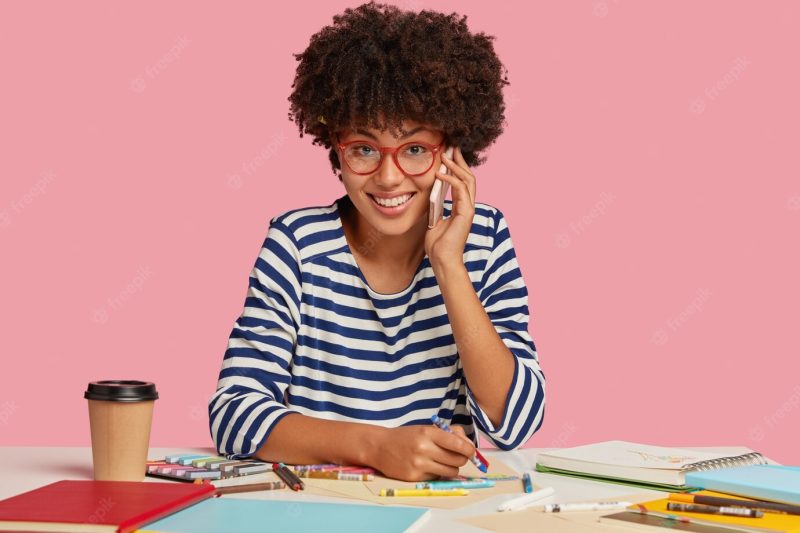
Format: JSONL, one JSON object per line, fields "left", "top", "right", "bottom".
{"left": 372, "top": 151, "right": 406, "bottom": 187}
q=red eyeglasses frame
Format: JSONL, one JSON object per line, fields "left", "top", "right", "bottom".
{"left": 335, "top": 136, "right": 446, "bottom": 176}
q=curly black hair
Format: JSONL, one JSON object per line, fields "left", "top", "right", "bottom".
{"left": 287, "top": 1, "right": 510, "bottom": 178}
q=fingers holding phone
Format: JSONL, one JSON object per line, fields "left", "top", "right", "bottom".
{"left": 423, "top": 145, "right": 477, "bottom": 266}
{"left": 427, "top": 146, "right": 453, "bottom": 228}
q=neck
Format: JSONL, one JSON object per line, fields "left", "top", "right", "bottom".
{"left": 341, "top": 197, "right": 427, "bottom": 269}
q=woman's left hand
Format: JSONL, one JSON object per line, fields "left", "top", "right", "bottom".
{"left": 424, "top": 146, "right": 477, "bottom": 269}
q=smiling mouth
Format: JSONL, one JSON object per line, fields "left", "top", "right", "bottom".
{"left": 368, "top": 193, "right": 416, "bottom": 208}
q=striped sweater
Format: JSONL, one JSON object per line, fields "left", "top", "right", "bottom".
{"left": 209, "top": 195, "right": 545, "bottom": 459}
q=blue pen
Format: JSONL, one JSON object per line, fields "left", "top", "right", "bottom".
{"left": 416, "top": 479, "right": 496, "bottom": 490}
{"left": 430, "top": 415, "right": 488, "bottom": 473}
{"left": 522, "top": 471, "right": 533, "bottom": 493}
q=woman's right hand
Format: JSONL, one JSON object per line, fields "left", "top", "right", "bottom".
{"left": 369, "top": 424, "right": 477, "bottom": 481}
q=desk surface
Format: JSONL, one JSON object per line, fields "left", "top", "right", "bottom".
{"left": 0, "top": 446, "right": 744, "bottom": 532}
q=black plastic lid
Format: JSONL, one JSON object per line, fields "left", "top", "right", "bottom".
{"left": 84, "top": 380, "right": 159, "bottom": 402}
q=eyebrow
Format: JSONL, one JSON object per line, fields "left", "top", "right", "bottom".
{"left": 352, "top": 126, "right": 432, "bottom": 140}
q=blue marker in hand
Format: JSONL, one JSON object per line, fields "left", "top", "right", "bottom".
{"left": 430, "top": 415, "right": 489, "bottom": 473}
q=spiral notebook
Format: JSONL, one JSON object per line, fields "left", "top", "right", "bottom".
{"left": 535, "top": 441, "right": 768, "bottom": 491}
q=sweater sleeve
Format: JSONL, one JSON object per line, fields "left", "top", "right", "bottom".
{"left": 466, "top": 208, "right": 546, "bottom": 450}
{"left": 208, "top": 219, "right": 302, "bottom": 459}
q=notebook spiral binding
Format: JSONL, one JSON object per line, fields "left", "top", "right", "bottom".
{"left": 681, "top": 451, "right": 767, "bottom": 472}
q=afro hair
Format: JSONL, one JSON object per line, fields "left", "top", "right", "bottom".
{"left": 287, "top": 1, "right": 510, "bottom": 177}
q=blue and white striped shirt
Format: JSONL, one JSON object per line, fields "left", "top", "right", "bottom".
{"left": 209, "top": 195, "right": 545, "bottom": 459}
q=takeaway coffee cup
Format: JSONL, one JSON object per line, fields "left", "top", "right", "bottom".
{"left": 84, "top": 380, "right": 159, "bottom": 481}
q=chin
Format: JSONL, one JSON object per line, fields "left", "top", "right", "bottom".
{"left": 366, "top": 217, "right": 413, "bottom": 235}
{"left": 364, "top": 208, "right": 426, "bottom": 235}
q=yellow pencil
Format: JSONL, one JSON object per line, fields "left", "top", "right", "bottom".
{"left": 379, "top": 488, "right": 469, "bottom": 497}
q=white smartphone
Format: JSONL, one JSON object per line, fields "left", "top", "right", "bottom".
{"left": 428, "top": 146, "right": 453, "bottom": 228}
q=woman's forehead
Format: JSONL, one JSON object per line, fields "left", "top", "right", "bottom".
{"left": 339, "top": 121, "right": 439, "bottom": 140}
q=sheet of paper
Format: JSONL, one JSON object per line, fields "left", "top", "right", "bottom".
{"left": 302, "top": 458, "right": 524, "bottom": 510}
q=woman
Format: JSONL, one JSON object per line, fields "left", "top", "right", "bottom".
{"left": 209, "top": 1, "right": 545, "bottom": 482}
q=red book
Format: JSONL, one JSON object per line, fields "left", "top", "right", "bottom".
{"left": 0, "top": 480, "right": 215, "bottom": 532}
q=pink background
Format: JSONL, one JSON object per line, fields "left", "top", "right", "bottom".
{"left": 1, "top": 1, "right": 798, "bottom": 463}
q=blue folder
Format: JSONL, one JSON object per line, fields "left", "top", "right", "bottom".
{"left": 139, "top": 497, "right": 430, "bottom": 533}
{"left": 685, "top": 465, "right": 800, "bottom": 505}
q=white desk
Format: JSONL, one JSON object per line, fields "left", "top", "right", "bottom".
{"left": 0, "top": 446, "right": 738, "bottom": 532}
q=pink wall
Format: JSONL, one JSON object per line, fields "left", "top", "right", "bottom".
{"left": 1, "top": 1, "right": 798, "bottom": 463}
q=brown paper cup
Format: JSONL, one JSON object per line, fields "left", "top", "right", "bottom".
{"left": 85, "top": 380, "right": 158, "bottom": 481}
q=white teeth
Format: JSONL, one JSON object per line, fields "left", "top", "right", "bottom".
{"left": 372, "top": 194, "right": 412, "bottom": 207}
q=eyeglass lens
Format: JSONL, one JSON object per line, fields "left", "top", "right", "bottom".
{"left": 344, "top": 142, "right": 435, "bottom": 174}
